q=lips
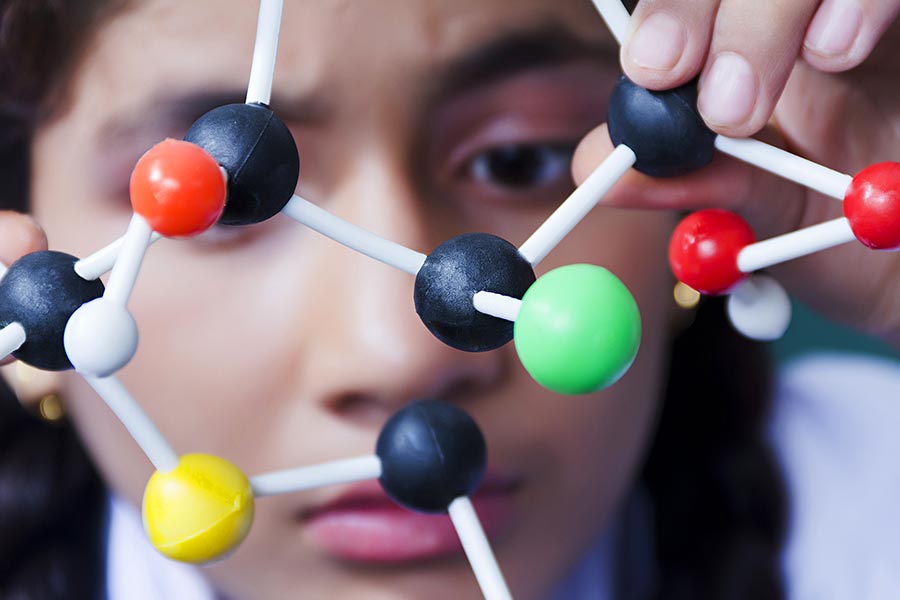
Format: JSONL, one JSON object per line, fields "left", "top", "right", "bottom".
{"left": 301, "top": 473, "right": 519, "bottom": 564}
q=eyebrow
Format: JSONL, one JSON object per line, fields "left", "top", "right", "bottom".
{"left": 98, "top": 88, "right": 330, "bottom": 148}
{"left": 427, "top": 23, "right": 617, "bottom": 102}
{"left": 98, "top": 23, "right": 613, "bottom": 147}
{"left": 99, "top": 90, "right": 243, "bottom": 146}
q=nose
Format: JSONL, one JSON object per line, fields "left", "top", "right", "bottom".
{"left": 295, "top": 151, "right": 509, "bottom": 425}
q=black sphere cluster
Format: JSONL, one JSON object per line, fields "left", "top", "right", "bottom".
{"left": 414, "top": 233, "right": 535, "bottom": 352}
{"left": 608, "top": 76, "right": 716, "bottom": 178}
{"left": 0, "top": 251, "right": 105, "bottom": 370}
{"left": 185, "top": 102, "right": 300, "bottom": 226}
{"left": 377, "top": 399, "right": 487, "bottom": 514}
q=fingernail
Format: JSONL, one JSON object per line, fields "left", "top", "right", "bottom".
{"left": 805, "top": 0, "right": 861, "bottom": 57}
{"left": 626, "top": 12, "right": 686, "bottom": 71}
{"left": 698, "top": 52, "right": 758, "bottom": 128}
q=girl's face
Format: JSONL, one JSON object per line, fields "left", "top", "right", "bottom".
{"left": 30, "top": 0, "right": 676, "bottom": 598}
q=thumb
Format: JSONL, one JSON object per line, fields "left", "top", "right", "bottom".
{"left": 0, "top": 211, "right": 48, "bottom": 270}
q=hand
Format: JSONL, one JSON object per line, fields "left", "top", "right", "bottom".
{"left": 573, "top": 11, "right": 900, "bottom": 346}
{"left": 0, "top": 211, "right": 48, "bottom": 364}
{"left": 620, "top": 0, "right": 900, "bottom": 137}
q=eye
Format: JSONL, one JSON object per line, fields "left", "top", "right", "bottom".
{"left": 468, "top": 142, "right": 575, "bottom": 191}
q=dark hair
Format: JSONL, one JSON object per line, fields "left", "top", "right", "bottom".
{"left": 643, "top": 299, "right": 786, "bottom": 600}
{"left": 0, "top": 2, "right": 122, "bottom": 597}
{"left": 0, "top": 2, "right": 786, "bottom": 598}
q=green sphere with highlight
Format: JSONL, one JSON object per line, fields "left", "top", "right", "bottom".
{"left": 514, "top": 264, "right": 641, "bottom": 395}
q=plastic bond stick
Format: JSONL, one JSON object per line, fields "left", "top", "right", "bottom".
{"left": 590, "top": 0, "right": 630, "bottom": 45}
{"left": 448, "top": 496, "right": 514, "bottom": 600}
{"left": 250, "top": 455, "right": 383, "bottom": 498}
{"left": 737, "top": 217, "right": 856, "bottom": 273}
{"left": 246, "top": 0, "right": 283, "bottom": 106}
{"left": 83, "top": 374, "right": 179, "bottom": 473}
{"left": 103, "top": 214, "right": 154, "bottom": 307}
{"left": 714, "top": 136, "right": 853, "bottom": 200}
{"left": 282, "top": 195, "right": 427, "bottom": 275}
{"left": 75, "top": 231, "right": 163, "bottom": 281}
{"left": 473, "top": 291, "right": 522, "bottom": 323}
{"left": 0, "top": 322, "right": 26, "bottom": 361}
{"left": 519, "top": 144, "right": 636, "bottom": 266}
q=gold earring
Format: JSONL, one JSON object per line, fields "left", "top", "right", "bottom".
{"left": 673, "top": 281, "right": 701, "bottom": 310}
{"left": 2, "top": 362, "right": 66, "bottom": 423}
{"left": 671, "top": 281, "right": 701, "bottom": 333}
{"left": 35, "top": 392, "right": 65, "bottom": 423}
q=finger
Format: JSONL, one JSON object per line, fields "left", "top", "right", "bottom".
{"left": 802, "top": 0, "right": 900, "bottom": 72}
{"left": 571, "top": 124, "right": 809, "bottom": 238}
{"left": 0, "top": 211, "right": 47, "bottom": 267}
{"left": 0, "top": 211, "right": 47, "bottom": 270}
{"left": 621, "top": 0, "right": 720, "bottom": 91}
{"left": 697, "top": 0, "right": 822, "bottom": 138}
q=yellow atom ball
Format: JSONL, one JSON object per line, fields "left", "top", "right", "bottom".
{"left": 142, "top": 454, "right": 255, "bottom": 564}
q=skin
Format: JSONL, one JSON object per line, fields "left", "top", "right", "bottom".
{"left": 621, "top": 0, "right": 900, "bottom": 136}
{"left": 7, "top": 1, "right": 675, "bottom": 599}
{"left": 3, "top": 0, "right": 898, "bottom": 598}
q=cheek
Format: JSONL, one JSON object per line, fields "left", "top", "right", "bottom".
{"left": 486, "top": 209, "right": 675, "bottom": 595}
{"left": 540, "top": 207, "right": 677, "bottom": 496}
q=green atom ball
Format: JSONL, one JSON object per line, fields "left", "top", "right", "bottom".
{"left": 514, "top": 264, "right": 641, "bottom": 395}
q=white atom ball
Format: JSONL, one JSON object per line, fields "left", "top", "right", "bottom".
{"left": 727, "top": 275, "right": 792, "bottom": 341}
{"left": 64, "top": 298, "right": 139, "bottom": 377}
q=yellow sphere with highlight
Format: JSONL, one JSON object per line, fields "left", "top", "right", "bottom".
{"left": 142, "top": 454, "right": 255, "bottom": 564}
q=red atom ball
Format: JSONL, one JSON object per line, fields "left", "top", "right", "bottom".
{"left": 130, "top": 139, "right": 227, "bottom": 237}
{"left": 844, "top": 162, "right": 900, "bottom": 251}
{"left": 669, "top": 209, "right": 755, "bottom": 295}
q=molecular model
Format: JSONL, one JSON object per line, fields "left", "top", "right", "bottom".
{"left": 0, "top": 0, "right": 897, "bottom": 599}
{"left": 591, "top": 2, "right": 900, "bottom": 342}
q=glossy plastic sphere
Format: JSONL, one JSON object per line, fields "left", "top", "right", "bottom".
{"left": 726, "top": 275, "right": 792, "bottom": 341}
{"left": 143, "top": 454, "right": 254, "bottom": 564}
{"left": 64, "top": 298, "right": 139, "bottom": 377}
{"left": 130, "top": 139, "right": 227, "bottom": 237}
{"left": 844, "top": 162, "right": 900, "bottom": 250}
{"left": 669, "top": 209, "right": 755, "bottom": 295}
{"left": 184, "top": 103, "right": 299, "bottom": 226}
{"left": 0, "top": 251, "right": 105, "bottom": 370}
{"left": 607, "top": 76, "right": 716, "bottom": 178}
{"left": 376, "top": 400, "right": 486, "bottom": 514}
{"left": 514, "top": 264, "right": 641, "bottom": 395}
{"left": 414, "top": 233, "right": 535, "bottom": 352}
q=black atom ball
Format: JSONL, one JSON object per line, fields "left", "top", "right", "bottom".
{"left": 414, "top": 233, "right": 535, "bottom": 352}
{"left": 607, "top": 76, "right": 716, "bottom": 178}
{"left": 0, "top": 251, "right": 105, "bottom": 371}
{"left": 184, "top": 102, "right": 299, "bottom": 226}
{"left": 376, "top": 400, "right": 487, "bottom": 514}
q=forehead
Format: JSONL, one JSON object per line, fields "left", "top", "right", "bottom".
{"left": 67, "top": 0, "right": 613, "bottom": 116}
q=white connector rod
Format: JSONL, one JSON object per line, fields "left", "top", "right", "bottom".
{"left": 737, "top": 217, "right": 857, "bottom": 273}
{"left": 250, "top": 455, "right": 383, "bottom": 498}
{"left": 518, "top": 145, "right": 636, "bottom": 266}
{"left": 282, "top": 195, "right": 427, "bottom": 276}
{"left": 715, "top": 136, "right": 853, "bottom": 201}
{"left": 246, "top": 0, "right": 284, "bottom": 105}
{"left": 83, "top": 375, "right": 179, "bottom": 473}
{"left": 473, "top": 292, "right": 522, "bottom": 323}
{"left": 589, "top": 0, "right": 631, "bottom": 45}
{"left": 449, "top": 496, "right": 514, "bottom": 600}
{"left": 0, "top": 322, "right": 26, "bottom": 361}
{"left": 75, "top": 232, "right": 162, "bottom": 281}
{"left": 102, "top": 214, "right": 154, "bottom": 307}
